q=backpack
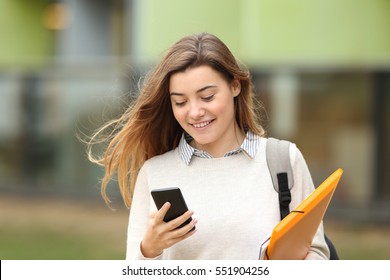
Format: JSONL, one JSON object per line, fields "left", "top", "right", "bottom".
{"left": 266, "top": 137, "right": 339, "bottom": 260}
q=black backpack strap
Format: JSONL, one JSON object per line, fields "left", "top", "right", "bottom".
{"left": 266, "top": 138, "right": 293, "bottom": 220}
{"left": 277, "top": 173, "right": 291, "bottom": 220}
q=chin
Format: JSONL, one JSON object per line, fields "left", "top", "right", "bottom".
{"left": 192, "top": 136, "right": 214, "bottom": 146}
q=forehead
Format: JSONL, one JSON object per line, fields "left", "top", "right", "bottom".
{"left": 169, "top": 65, "right": 226, "bottom": 92}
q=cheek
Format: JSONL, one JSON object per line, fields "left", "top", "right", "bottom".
{"left": 171, "top": 106, "right": 185, "bottom": 124}
{"left": 212, "top": 97, "right": 235, "bottom": 117}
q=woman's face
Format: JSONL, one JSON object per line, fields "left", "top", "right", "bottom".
{"left": 169, "top": 65, "right": 242, "bottom": 157}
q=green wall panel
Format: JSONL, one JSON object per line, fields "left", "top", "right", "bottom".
{"left": 0, "top": 0, "right": 53, "bottom": 68}
{"left": 136, "top": 0, "right": 390, "bottom": 67}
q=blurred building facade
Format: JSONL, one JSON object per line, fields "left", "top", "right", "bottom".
{"left": 0, "top": 0, "right": 389, "bottom": 221}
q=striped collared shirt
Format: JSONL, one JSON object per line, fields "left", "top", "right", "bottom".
{"left": 178, "top": 130, "right": 261, "bottom": 165}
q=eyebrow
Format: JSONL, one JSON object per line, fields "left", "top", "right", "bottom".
{"left": 169, "top": 85, "right": 217, "bottom": 96}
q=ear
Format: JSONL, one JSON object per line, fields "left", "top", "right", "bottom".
{"left": 231, "top": 79, "right": 241, "bottom": 97}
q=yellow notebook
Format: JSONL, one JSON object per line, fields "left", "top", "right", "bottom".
{"left": 259, "top": 168, "right": 343, "bottom": 260}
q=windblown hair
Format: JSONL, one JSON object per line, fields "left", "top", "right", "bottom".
{"left": 87, "top": 32, "right": 266, "bottom": 208}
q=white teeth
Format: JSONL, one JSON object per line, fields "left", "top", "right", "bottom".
{"left": 193, "top": 121, "right": 211, "bottom": 128}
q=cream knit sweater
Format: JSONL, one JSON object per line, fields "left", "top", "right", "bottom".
{"left": 126, "top": 137, "right": 329, "bottom": 260}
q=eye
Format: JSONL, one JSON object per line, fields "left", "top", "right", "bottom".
{"left": 201, "top": 95, "right": 215, "bottom": 102}
{"left": 174, "top": 100, "right": 187, "bottom": 107}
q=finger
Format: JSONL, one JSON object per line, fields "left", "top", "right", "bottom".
{"left": 170, "top": 223, "right": 198, "bottom": 245}
{"left": 168, "top": 210, "right": 194, "bottom": 230}
{"left": 173, "top": 217, "right": 197, "bottom": 236}
{"left": 154, "top": 202, "right": 171, "bottom": 222}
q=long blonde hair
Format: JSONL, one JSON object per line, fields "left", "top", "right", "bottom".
{"left": 88, "top": 32, "right": 266, "bottom": 208}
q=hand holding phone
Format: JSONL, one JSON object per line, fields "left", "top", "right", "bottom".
{"left": 151, "top": 187, "right": 195, "bottom": 231}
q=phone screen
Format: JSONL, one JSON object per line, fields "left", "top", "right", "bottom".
{"left": 151, "top": 187, "right": 194, "bottom": 231}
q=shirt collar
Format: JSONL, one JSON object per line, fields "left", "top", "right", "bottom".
{"left": 178, "top": 130, "right": 261, "bottom": 165}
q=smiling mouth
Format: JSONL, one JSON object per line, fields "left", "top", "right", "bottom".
{"left": 191, "top": 120, "right": 214, "bottom": 128}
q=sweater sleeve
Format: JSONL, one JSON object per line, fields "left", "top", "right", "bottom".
{"left": 289, "top": 143, "right": 330, "bottom": 260}
{"left": 125, "top": 162, "right": 163, "bottom": 260}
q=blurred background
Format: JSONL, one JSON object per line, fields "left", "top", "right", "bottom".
{"left": 0, "top": 0, "right": 389, "bottom": 259}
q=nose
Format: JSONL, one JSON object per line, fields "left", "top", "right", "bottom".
{"left": 188, "top": 101, "right": 205, "bottom": 120}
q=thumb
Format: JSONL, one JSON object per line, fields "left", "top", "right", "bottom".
{"left": 154, "top": 202, "right": 171, "bottom": 222}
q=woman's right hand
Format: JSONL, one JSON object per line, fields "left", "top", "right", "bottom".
{"left": 140, "top": 202, "right": 197, "bottom": 258}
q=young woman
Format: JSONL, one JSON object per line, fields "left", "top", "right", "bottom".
{"left": 88, "top": 32, "right": 330, "bottom": 260}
